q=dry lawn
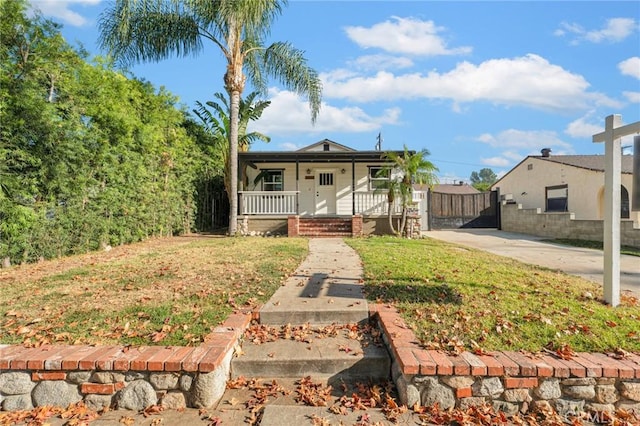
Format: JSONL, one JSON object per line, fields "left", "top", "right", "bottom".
{"left": 0, "top": 235, "right": 308, "bottom": 346}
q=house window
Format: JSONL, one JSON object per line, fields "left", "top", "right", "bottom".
{"left": 261, "top": 169, "right": 283, "bottom": 191}
{"left": 621, "top": 185, "right": 630, "bottom": 219}
{"left": 369, "top": 166, "right": 389, "bottom": 190}
{"left": 318, "top": 172, "right": 333, "bottom": 186}
{"left": 527, "top": 164, "right": 533, "bottom": 171}
{"left": 546, "top": 184, "right": 568, "bottom": 212}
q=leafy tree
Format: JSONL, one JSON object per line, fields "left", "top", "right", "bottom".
{"left": 1, "top": 2, "right": 210, "bottom": 264}
{"left": 379, "top": 146, "right": 439, "bottom": 237}
{"left": 99, "top": 0, "right": 323, "bottom": 235}
{"left": 470, "top": 168, "right": 498, "bottom": 191}
{"left": 193, "top": 91, "right": 271, "bottom": 198}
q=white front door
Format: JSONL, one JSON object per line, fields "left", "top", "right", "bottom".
{"left": 315, "top": 170, "right": 336, "bottom": 215}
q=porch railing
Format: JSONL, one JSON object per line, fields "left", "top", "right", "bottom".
{"left": 354, "top": 191, "right": 402, "bottom": 215}
{"left": 238, "top": 191, "right": 404, "bottom": 215}
{"left": 239, "top": 191, "right": 299, "bottom": 215}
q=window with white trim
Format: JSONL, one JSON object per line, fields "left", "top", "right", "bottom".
{"left": 369, "top": 166, "right": 389, "bottom": 190}
{"left": 261, "top": 169, "right": 283, "bottom": 191}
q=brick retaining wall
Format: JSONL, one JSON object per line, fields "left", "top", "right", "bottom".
{"left": 371, "top": 304, "right": 640, "bottom": 418}
{"left": 0, "top": 313, "right": 250, "bottom": 412}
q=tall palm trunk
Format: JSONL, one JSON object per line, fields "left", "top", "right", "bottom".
{"left": 228, "top": 90, "right": 240, "bottom": 234}
{"left": 225, "top": 20, "right": 245, "bottom": 235}
{"left": 387, "top": 192, "right": 398, "bottom": 236}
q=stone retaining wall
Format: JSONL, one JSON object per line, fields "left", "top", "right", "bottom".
{"left": 0, "top": 313, "right": 250, "bottom": 412}
{"left": 371, "top": 304, "right": 640, "bottom": 419}
{"left": 3, "top": 305, "right": 640, "bottom": 420}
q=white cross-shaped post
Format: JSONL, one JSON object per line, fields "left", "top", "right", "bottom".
{"left": 592, "top": 114, "right": 640, "bottom": 307}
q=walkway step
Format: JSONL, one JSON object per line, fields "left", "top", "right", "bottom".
{"left": 231, "top": 335, "right": 390, "bottom": 380}
{"left": 259, "top": 269, "right": 368, "bottom": 325}
{"left": 259, "top": 405, "right": 413, "bottom": 426}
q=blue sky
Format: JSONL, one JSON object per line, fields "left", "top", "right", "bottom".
{"left": 31, "top": 0, "right": 640, "bottom": 183}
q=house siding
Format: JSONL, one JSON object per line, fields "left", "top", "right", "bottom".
{"left": 245, "top": 162, "right": 387, "bottom": 217}
{"left": 493, "top": 157, "right": 637, "bottom": 221}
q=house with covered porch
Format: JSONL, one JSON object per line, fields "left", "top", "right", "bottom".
{"left": 237, "top": 139, "right": 415, "bottom": 236}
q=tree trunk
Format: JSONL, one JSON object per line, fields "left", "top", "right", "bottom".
{"left": 387, "top": 202, "right": 396, "bottom": 235}
{"left": 400, "top": 206, "right": 408, "bottom": 237}
{"left": 228, "top": 89, "right": 240, "bottom": 235}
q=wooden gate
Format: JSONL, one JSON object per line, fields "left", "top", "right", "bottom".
{"left": 428, "top": 191, "right": 499, "bottom": 229}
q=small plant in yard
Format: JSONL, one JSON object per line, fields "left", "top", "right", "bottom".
{"left": 0, "top": 236, "right": 308, "bottom": 346}
{"left": 347, "top": 236, "right": 639, "bottom": 353}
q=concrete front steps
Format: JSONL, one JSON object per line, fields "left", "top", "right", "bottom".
{"left": 232, "top": 328, "right": 390, "bottom": 382}
{"left": 228, "top": 239, "right": 393, "bottom": 423}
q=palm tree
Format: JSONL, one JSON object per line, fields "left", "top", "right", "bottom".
{"left": 380, "top": 146, "right": 439, "bottom": 236}
{"left": 193, "top": 91, "right": 271, "bottom": 200}
{"left": 99, "top": 0, "right": 322, "bottom": 234}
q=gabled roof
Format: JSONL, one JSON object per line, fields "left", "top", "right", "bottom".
{"left": 240, "top": 138, "right": 405, "bottom": 164}
{"left": 492, "top": 154, "right": 634, "bottom": 189}
{"left": 540, "top": 155, "right": 633, "bottom": 173}
{"left": 297, "top": 139, "right": 356, "bottom": 152}
{"left": 239, "top": 150, "right": 388, "bottom": 164}
{"left": 431, "top": 183, "right": 481, "bottom": 194}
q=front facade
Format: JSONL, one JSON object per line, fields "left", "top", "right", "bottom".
{"left": 237, "top": 139, "right": 408, "bottom": 236}
{"left": 492, "top": 153, "right": 638, "bottom": 222}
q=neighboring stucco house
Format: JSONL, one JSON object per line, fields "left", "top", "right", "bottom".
{"left": 491, "top": 150, "right": 638, "bottom": 222}
{"left": 237, "top": 139, "right": 410, "bottom": 236}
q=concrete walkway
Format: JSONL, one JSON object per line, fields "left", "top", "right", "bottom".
{"left": 259, "top": 237, "right": 368, "bottom": 325}
{"left": 424, "top": 229, "right": 640, "bottom": 298}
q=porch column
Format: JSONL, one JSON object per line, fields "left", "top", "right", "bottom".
{"left": 352, "top": 157, "right": 356, "bottom": 215}
{"left": 295, "top": 160, "right": 300, "bottom": 214}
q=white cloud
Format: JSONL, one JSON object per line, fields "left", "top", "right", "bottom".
{"left": 351, "top": 54, "right": 414, "bottom": 71}
{"left": 476, "top": 129, "right": 574, "bottom": 153}
{"left": 249, "top": 88, "right": 401, "bottom": 135}
{"left": 278, "top": 142, "right": 304, "bottom": 151}
{"left": 30, "top": 0, "right": 101, "bottom": 27}
{"left": 565, "top": 114, "right": 603, "bottom": 138}
{"left": 481, "top": 157, "right": 511, "bottom": 167}
{"left": 322, "top": 54, "right": 618, "bottom": 112}
{"left": 619, "top": 57, "right": 640, "bottom": 79}
{"left": 345, "top": 17, "right": 472, "bottom": 56}
{"left": 556, "top": 18, "right": 638, "bottom": 44}
{"left": 623, "top": 91, "right": 640, "bottom": 103}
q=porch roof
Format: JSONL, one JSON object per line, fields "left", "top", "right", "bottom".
{"left": 239, "top": 150, "right": 406, "bottom": 164}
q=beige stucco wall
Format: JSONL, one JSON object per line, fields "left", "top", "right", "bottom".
{"left": 500, "top": 202, "right": 640, "bottom": 248}
{"left": 493, "top": 157, "right": 637, "bottom": 221}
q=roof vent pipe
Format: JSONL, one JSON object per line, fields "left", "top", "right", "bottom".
{"left": 541, "top": 148, "right": 551, "bottom": 157}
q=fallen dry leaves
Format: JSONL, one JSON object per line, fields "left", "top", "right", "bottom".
{"left": 244, "top": 322, "right": 383, "bottom": 348}
{"left": 0, "top": 402, "right": 101, "bottom": 426}
{"left": 0, "top": 236, "right": 308, "bottom": 347}
{"left": 411, "top": 401, "right": 640, "bottom": 426}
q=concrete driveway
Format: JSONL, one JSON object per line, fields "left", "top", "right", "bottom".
{"left": 424, "top": 229, "right": 640, "bottom": 298}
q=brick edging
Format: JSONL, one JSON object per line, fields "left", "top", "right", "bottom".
{"left": 0, "top": 312, "right": 251, "bottom": 374}
{"left": 369, "top": 303, "right": 640, "bottom": 379}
